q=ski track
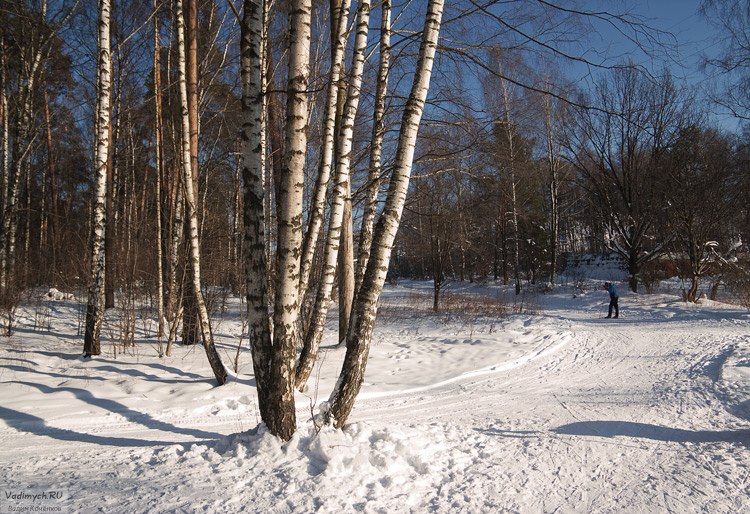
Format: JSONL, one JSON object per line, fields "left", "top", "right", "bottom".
{"left": 348, "top": 307, "right": 750, "bottom": 513}
{"left": 0, "top": 289, "right": 749, "bottom": 513}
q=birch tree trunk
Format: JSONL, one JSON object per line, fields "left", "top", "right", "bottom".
{"left": 104, "top": 64, "right": 116, "bottom": 310}
{"left": 498, "top": 72, "right": 521, "bottom": 295}
{"left": 0, "top": 2, "right": 77, "bottom": 297}
{"left": 181, "top": 0, "right": 201, "bottom": 346}
{"left": 338, "top": 181, "right": 354, "bottom": 341}
{"left": 0, "top": 153, "right": 23, "bottom": 298}
{"left": 165, "top": 12, "right": 183, "bottom": 331}
{"left": 327, "top": 0, "right": 444, "bottom": 428}
{"left": 542, "top": 82, "right": 561, "bottom": 286}
{"left": 295, "top": 0, "right": 371, "bottom": 391}
{"left": 297, "top": 0, "right": 351, "bottom": 302}
{"left": 510, "top": 175, "right": 521, "bottom": 294}
{"left": 83, "top": 0, "right": 112, "bottom": 358}
{"left": 334, "top": 0, "right": 355, "bottom": 344}
{"left": 23, "top": 152, "right": 31, "bottom": 284}
{"left": 0, "top": 42, "right": 7, "bottom": 230}
{"left": 354, "top": 0, "right": 390, "bottom": 299}
{"left": 175, "top": 0, "right": 227, "bottom": 385}
{"left": 260, "top": 0, "right": 313, "bottom": 440}
{"left": 165, "top": 166, "right": 184, "bottom": 321}
{"left": 264, "top": 40, "right": 283, "bottom": 212}
{"left": 154, "top": 0, "right": 165, "bottom": 338}
{"left": 42, "top": 87, "right": 55, "bottom": 281}
{"left": 240, "top": 0, "right": 277, "bottom": 433}
{"left": 164, "top": 175, "right": 184, "bottom": 357}
{"left": 0, "top": 42, "right": 43, "bottom": 297}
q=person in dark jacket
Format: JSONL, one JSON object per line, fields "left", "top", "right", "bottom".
{"left": 604, "top": 282, "right": 619, "bottom": 318}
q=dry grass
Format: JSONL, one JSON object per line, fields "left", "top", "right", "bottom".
{"left": 439, "top": 291, "right": 509, "bottom": 317}
{"left": 376, "top": 288, "right": 534, "bottom": 323}
{"left": 375, "top": 293, "right": 431, "bottom": 322}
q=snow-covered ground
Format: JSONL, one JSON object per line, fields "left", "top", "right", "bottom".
{"left": 0, "top": 278, "right": 748, "bottom": 513}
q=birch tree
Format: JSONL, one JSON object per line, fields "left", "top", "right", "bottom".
{"left": 153, "top": 0, "right": 165, "bottom": 339}
{"left": 240, "top": 0, "right": 276, "bottom": 433}
{"left": 0, "top": 5, "right": 48, "bottom": 298}
{"left": 296, "top": 0, "right": 371, "bottom": 390}
{"left": 270, "top": 0, "right": 313, "bottom": 439}
{"left": 498, "top": 72, "right": 522, "bottom": 295}
{"left": 175, "top": 0, "right": 227, "bottom": 384}
{"left": 83, "top": 0, "right": 112, "bottom": 358}
{"left": 162, "top": 9, "right": 185, "bottom": 336}
{"left": 535, "top": 71, "right": 569, "bottom": 286}
{"left": 240, "top": 0, "right": 312, "bottom": 440}
{"left": 297, "top": 0, "right": 352, "bottom": 303}
{"left": 0, "top": 41, "right": 9, "bottom": 299}
{"left": 181, "top": 0, "right": 201, "bottom": 346}
{"left": 354, "top": 0, "right": 390, "bottom": 314}
{"left": 543, "top": 85, "right": 562, "bottom": 286}
{"left": 326, "top": 0, "right": 445, "bottom": 428}
{"left": 338, "top": 179, "right": 354, "bottom": 341}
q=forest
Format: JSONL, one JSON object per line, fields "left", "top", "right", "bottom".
{"left": 0, "top": 0, "right": 749, "bottom": 440}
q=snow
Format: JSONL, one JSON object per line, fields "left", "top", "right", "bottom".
{"left": 1, "top": 279, "right": 749, "bottom": 513}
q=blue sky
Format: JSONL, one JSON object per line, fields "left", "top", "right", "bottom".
{"left": 635, "top": 0, "right": 715, "bottom": 77}
{"left": 585, "top": 0, "right": 740, "bottom": 131}
{"left": 569, "top": 1, "right": 713, "bottom": 79}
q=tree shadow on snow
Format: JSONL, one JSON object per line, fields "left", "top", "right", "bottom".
{"left": 6, "top": 348, "right": 82, "bottom": 361}
{"left": 8, "top": 326, "right": 81, "bottom": 343}
{"left": 4, "top": 348, "right": 215, "bottom": 382}
{"left": 553, "top": 420, "right": 750, "bottom": 446}
{"left": 0, "top": 405, "right": 170, "bottom": 447}
{"left": 1, "top": 364, "right": 106, "bottom": 382}
{"left": 92, "top": 364, "right": 203, "bottom": 384}
{"left": 4, "top": 381, "right": 224, "bottom": 441}
{"left": 474, "top": 427, "right": 538, "bottom": 438}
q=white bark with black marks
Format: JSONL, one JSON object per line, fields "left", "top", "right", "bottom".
{"left": 175, "top": 0, "right": 227, "bottom": 385}
{"left": 0, "top": 43, "right": 9, "bottom": 294}
{"left": 240, "top": 0, "right": 279, "bottom": 434}
{"left": 327, "top": 0, "right": 444, "bottom": 428}
{"left": 296, "top": 0, "right": 372, "bottom": 391}
{"left": 265, "top": 0, "right": 313, "bottom": 440}
{"left": 354, "top": 0, "right": 391, "bottom": 300}
{"left": 83, "top": 0, "right": 112, "bottom": 358}
{"left": 298, "top": 0, "right": 352, "bottom": 303}
{"left": 153, "top": 0, "right": 165, "bottom": 339}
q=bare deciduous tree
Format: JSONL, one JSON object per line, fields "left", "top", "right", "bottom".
{"left": 662, "top": 125, "right": 738, "bottom": 302}
{"left": 701, "top": 0, "right": 750, "bottom": 120}
{"left": 569, "top": 67, "right": 685, "bottom": 292}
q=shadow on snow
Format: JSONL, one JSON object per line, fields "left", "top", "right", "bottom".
{"left": 553, "top": 420, "right": 750, "bottom": 445}
{"left": 0, "top": 381, "right": 224, "bottom": 445}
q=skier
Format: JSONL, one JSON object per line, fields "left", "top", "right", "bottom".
{"left": 603, "top": 282, "right": 619, "bottom": 319}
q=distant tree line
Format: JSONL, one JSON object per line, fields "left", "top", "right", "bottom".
{"left": 396, "top": 60, "right": 750, "bottom": 304}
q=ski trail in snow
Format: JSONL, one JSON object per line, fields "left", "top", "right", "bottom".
{"left": 358, "top": 329, "right": 572, "bottom": 400}
{"left": 348, "top": 298, "right": 750, "bottom": 513}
